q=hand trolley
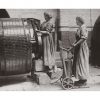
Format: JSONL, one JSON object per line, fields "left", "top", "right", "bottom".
{"left": 59, "top": 41, "right": 74, "bottom": 90}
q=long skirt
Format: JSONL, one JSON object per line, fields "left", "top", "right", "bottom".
{"left": 72, "top": 41, "right": 89, "bottom": 80}
{"left": 42, "top": 33, "right": 56, "bottom": 69}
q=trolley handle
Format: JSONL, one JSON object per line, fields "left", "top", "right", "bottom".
{"left": 60, "top": 46, "right": 73, "bottom": 52}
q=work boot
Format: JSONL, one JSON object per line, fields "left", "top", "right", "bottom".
{"left": 74, "top": 79, "right": 87, "bottom": 86}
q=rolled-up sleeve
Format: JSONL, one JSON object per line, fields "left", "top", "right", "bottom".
{"left": 80, "top": 25, "right": 88, "bottom": 39}
{"left": 46, "top": 23, "right": 53, "bottom": 33}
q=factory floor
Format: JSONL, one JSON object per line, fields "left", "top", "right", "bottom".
{"left": 0, "top": 65, "right": 100, "bottom": 91}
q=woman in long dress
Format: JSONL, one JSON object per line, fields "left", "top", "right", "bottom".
{"left": 40, "top": 12, "right": 57, "bottom": 72}
{"left": 72, "top": 17, "right": 89, "bottom": 86}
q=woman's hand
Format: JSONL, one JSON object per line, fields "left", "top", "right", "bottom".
{"left": 36, "top": 30, "right": 49, "bottom": 35}
{"left": 71, "top": 43, "right": 76, "bottom": 47}
{"left": 68, "top": 46, "right": 73, "bottom": 51}
{"left": 72, "top": 38, "right": 85, "bottom": 47}
{"left": 68, "top": 44, "right": 75, "bottom": 51}
{"left": 35, "top": 29, "right": 40, "bottom": 32}
{"left": 40, "top": 31, "right": 50, "bottom": 35}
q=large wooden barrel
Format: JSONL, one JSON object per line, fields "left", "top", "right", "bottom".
{"left": 0, "top": 18, "right": 34, "bottom": 76}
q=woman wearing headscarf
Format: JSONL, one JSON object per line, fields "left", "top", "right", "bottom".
{"left": 71, "top": 17, "right": 89, "bottom": 86}
{"left": 38, "top": 12, "right": 57, "bottom": 73}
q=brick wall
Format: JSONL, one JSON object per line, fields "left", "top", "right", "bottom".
{"left": 6, "top": 9, "right": 100, "bottom": 49}
{"left": 61, "top": 31, "right": 92, "bottom": 49}
{"left": 59, "top": 9, "right": 100, "bottom": 49}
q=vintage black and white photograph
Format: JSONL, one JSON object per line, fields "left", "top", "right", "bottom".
{"left": 0, "top": 9, "right": 99, "bottom": 91}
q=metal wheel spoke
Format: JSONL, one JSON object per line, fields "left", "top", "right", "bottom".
{"left": 67, "top": 84, "right": 73, "bottom": 89}
{"left": 63, "top": 81, "right": 68, "bottom": 84}
{"left": 62, "top": 78, "right": 74, "bottom": 90}
{"left": 68, "top": 85, "right": 70, "bottom": 89}
{"left": 63, "top": 82, "right": 68, "bottom": 87}
{"left": 63, "top": 84, "right": 68, "bottom": 88}
{"left": 69, "top": 84, "right": 73, "bottom": 87}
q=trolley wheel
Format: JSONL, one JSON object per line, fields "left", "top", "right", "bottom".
{"left": 62, "top": 78, "right": 74, "bottom": 90}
